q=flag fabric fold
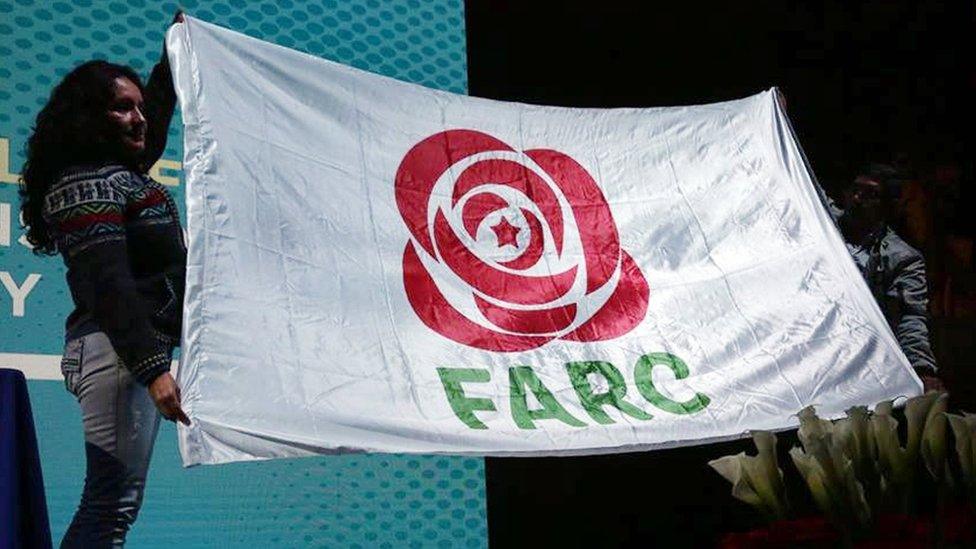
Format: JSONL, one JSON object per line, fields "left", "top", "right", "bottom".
{"left": 167, "top": 17, "right": 920, "bottom": 466}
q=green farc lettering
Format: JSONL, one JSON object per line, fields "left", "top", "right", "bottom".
{"left": 566, "top": 360, "right": 653, "bottom": 424}
{"left": 437, "top": 353, "right": 710, "bottom": 430}
{"left": 633, "top": 352, "right": 711, "bottom": 415}
{"left": 436, "top": 367, "right": 497, "bottom": 429}
{"left": 509, "top": 366, "right": 586, "bottom": 429}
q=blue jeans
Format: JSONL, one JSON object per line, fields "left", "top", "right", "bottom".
{"left": 58, "top": 332, "right": 162, "bottom": 548}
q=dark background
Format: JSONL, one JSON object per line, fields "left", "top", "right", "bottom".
{"left": 466, "top": 1, "right": 973, "bottom": 192}
{"left": 465, "top": 1, "right": 975, "bottom": 546}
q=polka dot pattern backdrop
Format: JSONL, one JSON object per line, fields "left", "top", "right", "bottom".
{"left": 0, "top": 1, "right": 483, "bottom": 547}
{"left": 0, "top": 0, "right": 466, "bottom": 356}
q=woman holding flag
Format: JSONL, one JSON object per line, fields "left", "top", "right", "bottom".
{"left": 18, "top": 12, "right": 188, "bottom": 547}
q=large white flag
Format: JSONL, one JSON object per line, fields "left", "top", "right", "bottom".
{"left": 168, "top": 18, "right": 920, "bottom": 466}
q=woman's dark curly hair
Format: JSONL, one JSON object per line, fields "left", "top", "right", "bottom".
{"left": 19, "top": 60, "right": 144, "bottom": 255}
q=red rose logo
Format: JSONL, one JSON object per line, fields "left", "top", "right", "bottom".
{"left": 396, "top": 129, "right": 648, "bottom": 352}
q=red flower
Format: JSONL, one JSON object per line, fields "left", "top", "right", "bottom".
{"left": 396, "top": 129, "right": 649, "bottom": 351}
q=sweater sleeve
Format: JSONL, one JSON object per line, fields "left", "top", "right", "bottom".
{"left": 140, "top": 55, "right": 178, "bottom": 173}
{"left": 44, "top": 172, "right": 171, "bottom": 385}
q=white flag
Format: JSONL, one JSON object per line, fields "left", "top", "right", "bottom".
{"left": 168, "top": 17, "right": 920, "bottom": 466}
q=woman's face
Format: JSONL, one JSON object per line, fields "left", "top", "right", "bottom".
{"left": 105, "top": 76, "right": 146, "bottom": 160}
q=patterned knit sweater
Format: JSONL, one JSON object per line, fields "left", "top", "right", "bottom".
{"left": 35, "top": 54, "right": 184, "bottom": 386}
{"left": 42, "top": 165, "right": 187, "bottom": 385}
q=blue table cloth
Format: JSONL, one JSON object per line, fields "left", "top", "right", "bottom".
{"left": 0, "top": 369, "right": 52, "bottom": 549}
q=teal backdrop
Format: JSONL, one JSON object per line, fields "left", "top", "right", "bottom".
{"left": 0, "top": 1, "right": 485, "bottom": 546}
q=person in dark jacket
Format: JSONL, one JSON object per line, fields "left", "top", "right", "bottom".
{"left": 825, "top": 164, "right": 943, "bottom": 391}
{"left": 776, "top": 91, "right": 941, "bottom": 391}
{"left": 18, "top": 14, "right": 187, "bottom": 548}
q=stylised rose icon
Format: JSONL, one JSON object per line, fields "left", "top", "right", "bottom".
{"left": 396, "top": 129, "right": 648, "bottom": 352}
